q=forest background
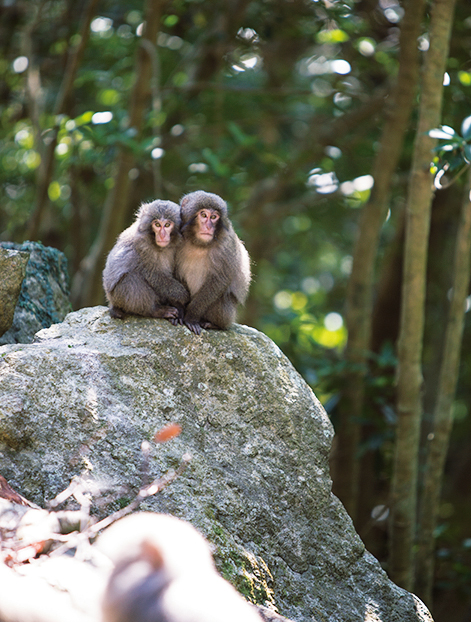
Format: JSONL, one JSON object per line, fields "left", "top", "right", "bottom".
{"left": 1, "top": 0, "right": 470, "bottom": 620}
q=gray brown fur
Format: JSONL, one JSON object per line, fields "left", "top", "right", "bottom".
{"left": 102, "top": 200, "right": 190, "bottom": 321}
{"left": 176, "top": 191, "right": 251, "bottom": 334}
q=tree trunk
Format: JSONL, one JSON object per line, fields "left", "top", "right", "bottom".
{"left": 25, "top": 0, "right": 100, "bottom": 241}
{"left": 71, "top": 0, "right": 163, "bottom": 309}
{"left": 332, "top": 0, "right": 426, "bottom": 520}
{"left": 415, "top": 169, "right": 471, "bottom": 605}
{"left": 389, "top": 0, "right": 457, "bottom": 591}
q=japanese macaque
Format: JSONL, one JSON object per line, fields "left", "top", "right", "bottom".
{"left": 103, "top": 200, "right": 190, "bottom": 323}
{"left": 99, "top": 512, "right": 262, "bottom": 622}
{"left": 176, "top": 191, "right": 251, "bottom": 335}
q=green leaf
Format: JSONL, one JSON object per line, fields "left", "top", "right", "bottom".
{"left": 316, "top": 28, "right": 349, "bottom": 44}
{"left": 458, "top": 71, "right": 471, "bottom": 87}
{"left": 461, "top": 116, "right": 471, "bottom": 140}
{"left": 48, "top": 181, "right": 61, "bottom": 201}
{"left": 172, "top": 72, "right": 188, "bottom": 87}
{"left": 163, "top": 15, "right": 179, "bottom": 27}
{"left": 227, "top": 122, "right": 257, "bottom": 147}
{"left": 448, "top": 155, "right": 465, "bottom": 171}
{"left": 202, "top": 148, "right": 230, "bottom": 177}
{"left": 463, "top": 144, "right": 471, "bottom": 164}
{"left": 429, "top": 126, "right": 456, "bottom": 140}
{"left": 74, "top": 111, "right": 95, "bottom": 126}
{"left": 98, "top": 89, "right": 120, "bottom": 106}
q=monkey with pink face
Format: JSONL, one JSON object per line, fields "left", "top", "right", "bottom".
{"left": 176, "top": 191, "right": 251, "bottom": 335}
{"left": 103, "top": 200, "right": 190, "bottom": 323}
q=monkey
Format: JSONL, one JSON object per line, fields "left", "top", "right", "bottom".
{"left": 175, "top": 190, "right": 251, "bottom": 335}
{"left": 102, "top": 200, "right": 190, "bottom": 323}
{"left": 98, "top": 512, "right": 263, "bottom": 622}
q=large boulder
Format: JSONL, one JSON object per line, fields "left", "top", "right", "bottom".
{"left": 0, "top": 307, "right": 432, "bottom": 622}
{"left": 0, "top": 241, "right": 71, "bottom": 345}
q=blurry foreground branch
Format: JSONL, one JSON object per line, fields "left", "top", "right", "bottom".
{"left": 0, "top": 424, "right": 190, "bottom": 622}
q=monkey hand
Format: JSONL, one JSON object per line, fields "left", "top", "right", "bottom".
{"left": 167, "top": 306, "right": 185, "bottom": 326}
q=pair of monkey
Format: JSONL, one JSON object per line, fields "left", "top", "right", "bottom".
{"left": 102, "top": 191, "right": 251, "bottom": 336}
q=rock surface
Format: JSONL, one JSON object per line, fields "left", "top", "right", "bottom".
{"left": 0, "top": 247, "right": 30, "bottom": 337}
{"left": 0, "top": 307, "right": 433, "bottom": 622}
{"left": 0, "top": 242, "right": 71, "bottom": 345}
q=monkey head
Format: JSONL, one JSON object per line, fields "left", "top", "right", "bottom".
{"left": 180, "top": 191, "right": 229, "bottom": 246}
{"left": 137, "top": 200, "right": 181, "bottom": 249}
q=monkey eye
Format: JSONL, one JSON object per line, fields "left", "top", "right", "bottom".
{"left": 164, "top": 222, "right": 172, "bottom": 228}
{"left": 200, "top": 210, "right": 207, "bottom": 218}
{"left": 210, "top": 213, "right": 219, "bottom": 221}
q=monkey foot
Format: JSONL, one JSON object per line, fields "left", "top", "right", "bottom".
{"left": 199, "top": 320, "right": 223, "bottom": 331}
{"left": 184, "top": 320, "right": 202, "bottom": 335}
{"left": 167, "top": 317, "right": 183, "bottom": 326}
{"left": 109, "top": 306, "right": 126, "bottom": 319}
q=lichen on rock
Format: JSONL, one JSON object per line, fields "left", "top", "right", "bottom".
{"left": 0, "top": 247, "right": 29, "bottom": 337}
{"left": 0, "top": 241, "right": 71, "bottom": 345}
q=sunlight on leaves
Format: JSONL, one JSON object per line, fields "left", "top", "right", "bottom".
{"left": 458, "top": 71, "right": 471, "bottom": 87}
{"left": 48, "top": 181, "right": 61, "bottom": 201}
{"left": 312, "top": 324, "right": 347, "bottom": 349}
{"left": 316, "top": 29, "right": 349, "bottom": 44}
{"left": 92, "top": 111, "right": 113, "bottom": 124}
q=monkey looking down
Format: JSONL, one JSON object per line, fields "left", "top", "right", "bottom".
{"left": 176, "top": 191, "right": 251, "bottom": 335}
{"left": 102, "top": 200, "right": 190, "bottom": 323}
{"left": 99, "top": 512, "right": 263, "bottom": 622}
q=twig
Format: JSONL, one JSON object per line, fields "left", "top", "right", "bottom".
{"left": 49, "top": 453, "right": 192, "bottom": 557}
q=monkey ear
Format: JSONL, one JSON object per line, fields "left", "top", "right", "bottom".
{"left": 140, "top": 539, "right": 165, "bottom": 570}
{"left": 180, "top": 196, "right": 189, "bottom": 207}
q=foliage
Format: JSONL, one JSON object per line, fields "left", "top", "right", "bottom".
{"left": 1, "top": 0, "right": 471, "bottom": 618}
{"left": 429, "top": 115, "right": 471, "bottom": 188}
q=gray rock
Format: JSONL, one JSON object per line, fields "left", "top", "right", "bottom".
{"left": 0, "top": 247, "right": 29, "bottom": 337}
{"left": 0, "top": 242, "right": 71, "bottom": 345}
{"left": 0, "top": 307, "right": 433, "bottom": 622}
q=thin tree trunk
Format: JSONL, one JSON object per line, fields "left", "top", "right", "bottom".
{"left": 332, "top": 0, "right": 426, "bottom": 519}
{"left": 389, "top": 0, "right": 456, "bottom": 591}
{"left": 22, "top": 2, "right": 46, "bottom": 164}
{"left": 71, "top": 0, "right": 163, "bottom": 309}
{"left": 415, "top": 169, "right": 471, "bottom": 605}
{"left": 25, "top": 0, "right": 100, "bottom": 241}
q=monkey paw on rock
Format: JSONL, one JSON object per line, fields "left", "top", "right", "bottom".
{"left": 183, "top": 318, "right": 203, "bottom": 335}
{"left": 152, "top": 305, "right": 182, "bottom": 321}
